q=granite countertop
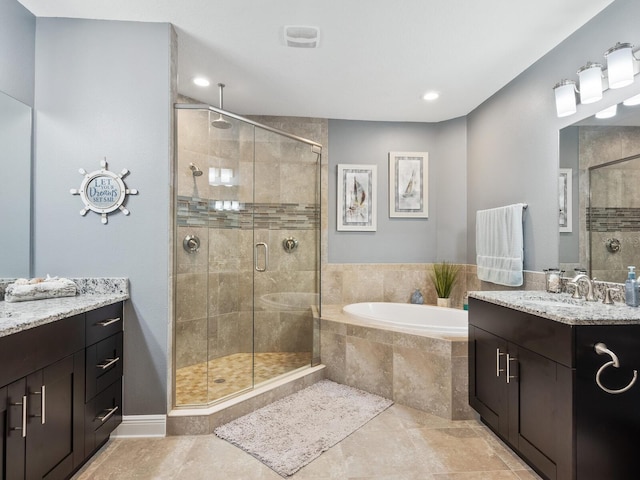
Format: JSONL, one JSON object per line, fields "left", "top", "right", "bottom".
{"left": 0, "top": 278, "right": 129, "bottom": 338}
{"left": 469, "top": 290, "right": 640, "bottom": 326}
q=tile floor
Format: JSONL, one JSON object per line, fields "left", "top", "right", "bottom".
{"left": 73, "top": 403, "right": 543, "bottom": 480}
{"left": 176, "top": 352, "right": 312, "bottom": 405}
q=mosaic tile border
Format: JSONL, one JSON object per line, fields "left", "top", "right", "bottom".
{"left": 177, "top": 195, "right": 319, "bottom": 230}
{"left": 588, "top": 207, "right": 640, "bottom": 232}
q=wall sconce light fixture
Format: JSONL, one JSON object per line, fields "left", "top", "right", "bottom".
{"left": 577, "top": 62, "right": 603, "bottom": 104}
{"left": 604, "top": 42, "right": 635, "bottom": 89}
{"left": 554, "top": 41, "right": 640, "bottom": 117}
{"left": 553, "top": 80, "right": 577, "bottom": 117}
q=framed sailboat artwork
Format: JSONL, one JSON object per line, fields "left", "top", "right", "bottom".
{"left": 389, "top": 152, "right": 428, "bottom": 218}
{"left": 337, "top": 164, "right": 377, "bottom": 231}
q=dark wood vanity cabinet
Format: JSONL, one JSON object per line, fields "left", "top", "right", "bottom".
{"left": 0, "top": 302, "right": 124, "bottom": 480}
{"left": 83, "top": 303, "right": 123, "bottom": 457}
{"left": 469, "top": 298, "right": 574, "bottom": 480}
{"left": 470, "top": 297, "right": 640, "bottom": 480}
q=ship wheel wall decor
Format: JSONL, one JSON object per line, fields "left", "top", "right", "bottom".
{"left": 70, "top": 158, "right": 138, "bottom": 224}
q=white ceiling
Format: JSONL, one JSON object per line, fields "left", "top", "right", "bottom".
{"left": 19, "top": 0, "right": 614, "bottom": 122}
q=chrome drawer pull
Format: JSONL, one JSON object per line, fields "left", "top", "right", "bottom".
{"left": 97, "top": 317, "right": 121, "bottom": 327}
{"left": 496, "top": 348, "right": 505, "bottom": 377}
{"left": 96, "top": 405, "right": 119, "bottom": 423}
{"left": 97, "top": 357, "right": 120, "bottom": 370}
{"left": 29, "top": 386, "right": 46, "bottom": 424}
{"left": 10, "top": 396, "right": 27, "bottom": 438}
{"left": 506, "top": 354, "right": 518, "bottom": 384}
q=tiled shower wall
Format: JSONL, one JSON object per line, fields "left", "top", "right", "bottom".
{"left": 174, "top": 110, "right": 326, "bottom": 370}
{"left": 577, "top": 126, "right": 640, "bottom": 283}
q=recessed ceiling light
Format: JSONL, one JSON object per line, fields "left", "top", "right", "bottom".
{"left": 193, "top": 77, "right": 210, "bottom": 87}
{"left": 423, "top": 92, "right": 439, "bottom": 101}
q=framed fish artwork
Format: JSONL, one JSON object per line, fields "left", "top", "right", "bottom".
{"left": 389, "top": 152, "right": 428, "bottom": 218}
{"left": 337, "top": 164, "right": 377, "bottom": 231}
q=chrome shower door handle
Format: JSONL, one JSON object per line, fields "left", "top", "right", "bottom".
{"left": 255, "top": 242, "right": 268, "bottom": 272}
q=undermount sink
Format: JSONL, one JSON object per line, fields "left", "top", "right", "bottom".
{"left": 524, "top": 299, "right": 584, "bottom": 309}
{"left": 519, "top": 293, "right": 586, "bottom": 309}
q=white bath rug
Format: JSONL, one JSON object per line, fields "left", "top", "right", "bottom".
{"left": 214, "top": 379, "right": 393, "bottom": 477}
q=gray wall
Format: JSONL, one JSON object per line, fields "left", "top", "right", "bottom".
{"left": 328, "top": 117, "right": 467, "bottom": 263}
{"left": 33, "top": 18, "right": 174, "bottom": 415}
{"left": 0, "top": 0, "right": 35, "bottom": 106}
{"left": 467, "top": 0, "right": 640, "bottom": 271}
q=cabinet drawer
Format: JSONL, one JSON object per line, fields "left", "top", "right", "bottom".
{"left": 85, "top": 303, "right": 123, "bottom": 346}
{"left": 85, "top": 380, "right": 122, "bottom": 455}
{"left": 0, "top": 314, "right": 84, "bottom": 388}
{"left": 85, "top": 332, "right": 123, "bottom": 401}
{"left": 469, "top": 298, "right": 574, "bottom": 367}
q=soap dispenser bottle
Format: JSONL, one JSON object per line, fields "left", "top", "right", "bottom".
{"left": 625, "top": 266, "right": 638, "bottom": 307}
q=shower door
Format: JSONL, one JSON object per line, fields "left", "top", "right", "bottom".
{"left": 252, "top": 127, "right": 321, "bottom": 387}
{"left": 174, "top": 105, "right": 320, "bottom": 407}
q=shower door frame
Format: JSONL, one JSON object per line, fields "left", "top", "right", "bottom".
{"left": 172, "top": 103, "right": 322, "bottom": 409}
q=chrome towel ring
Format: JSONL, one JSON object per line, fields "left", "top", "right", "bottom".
{"left": 594, "top": 342, "right": 638, "bottom": 394}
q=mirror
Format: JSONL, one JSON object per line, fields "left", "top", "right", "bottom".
{"left": 559, "top": 96, "right": 640, "bottom": 282}
{"left": 0, "top": 91, "right": 32, "bottom": 279}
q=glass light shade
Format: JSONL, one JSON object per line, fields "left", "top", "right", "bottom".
{"left": 605, "top": 43, "right": 635, "bottom": 89}
{"left": 554, "top": 80, "right": 577, "bottom": 117}
{"left": 577, "top": 63, "right": 603, "bottom": 104}
{"left": 595, "top": 104, "right": 617, "bottom": 119}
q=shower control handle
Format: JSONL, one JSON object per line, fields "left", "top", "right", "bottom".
{"left": 255, "top": 242, "right": 268, "bottom": 272}
{"left": 183, "top": 235, "right": 200, "bottom": 254}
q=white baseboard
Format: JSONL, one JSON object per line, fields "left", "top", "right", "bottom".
{"left": 111, "top": 415, "right": 166, "bottom": 438}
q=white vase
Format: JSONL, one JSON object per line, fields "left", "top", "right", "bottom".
{"left": 437, "top": 297, "right": 451, "bottom": 308}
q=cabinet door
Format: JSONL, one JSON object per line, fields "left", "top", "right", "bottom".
{"left": 0, "top": 385, "right": 5, "bottom": 479}
{"left": 469, "top": 325, "right": 509, "bottom": 437}
{"left": 508, "top": 344, "right": 573, "bottom": 480}
{"left": 6, "top": 378, "right": 27, "bottom": 479}
{"left": 25, "top": 354, "right": 81, "bottom": 480}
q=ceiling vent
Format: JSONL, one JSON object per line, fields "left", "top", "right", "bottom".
{"left": 284, "top": 25, "right": 320, "bottom": 48}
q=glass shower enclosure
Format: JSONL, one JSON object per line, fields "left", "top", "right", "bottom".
{"left": 173, "top": 104, "right": 321, "bottom": 407}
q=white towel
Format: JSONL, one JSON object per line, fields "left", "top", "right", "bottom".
{"left": 476, "top": 203, "right": 525, "bottom": 287}
{"left": 5, "top": 276, "right": 77, "bottom": 302}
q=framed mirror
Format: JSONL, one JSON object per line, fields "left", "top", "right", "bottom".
{"left": 559, "top": 95, "right": 640, "bottom": 282}
{"left": 0, "top": 91, "right": 32, "bottom": 278}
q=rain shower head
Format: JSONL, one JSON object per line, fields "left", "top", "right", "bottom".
{"left": 189, "top": 163, "right": 203, "bottom": 176}
{"left": 211, "top": 115, "right": 232, "bottom": 129}
{"left": 211, "top": 83, "right": 232, "bottom": 130}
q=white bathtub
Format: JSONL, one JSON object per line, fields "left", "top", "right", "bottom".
{"left": 342, "top": 302, "right": 468, "bottom": 337}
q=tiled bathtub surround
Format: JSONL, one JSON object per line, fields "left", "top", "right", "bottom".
{"left": 322, "top": 263, "right": 548, "bottom": 308}
{"left": 320, "top": 305, "right": 474, "bottom": 421}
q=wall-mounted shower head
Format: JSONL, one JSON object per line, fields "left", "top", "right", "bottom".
{"left": 211, "top": 83, "right": 232, "bottom": 130}
{"left": 189, "top": 162, "right": 203, "bottom": 176}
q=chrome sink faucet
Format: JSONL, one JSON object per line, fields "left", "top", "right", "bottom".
{"left": 569, "top": 273, "right": 597, "bottom": 301}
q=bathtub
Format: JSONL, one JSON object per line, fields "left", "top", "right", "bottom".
{"left": 320, "top": 302, "right": 473, "bottom": 420}
{"left": 342, "top": 302, "right": 467, "bottom": 337}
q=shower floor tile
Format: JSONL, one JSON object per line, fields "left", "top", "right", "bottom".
{"left": 175, "top": 351, "right": 312, "bottom": 405}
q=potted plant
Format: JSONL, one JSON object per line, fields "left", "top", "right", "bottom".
{"left": 430, "top": 261, "right": 459, "bottom": 307}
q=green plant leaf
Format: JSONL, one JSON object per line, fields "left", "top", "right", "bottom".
{"left": 430, "top": 261, "right": 459, "bottom": 298}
